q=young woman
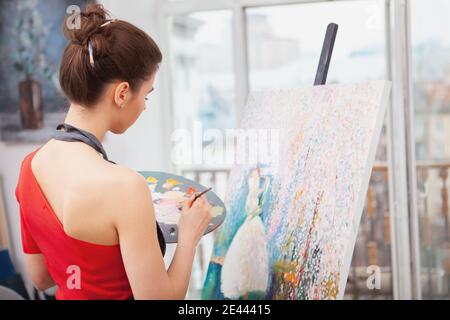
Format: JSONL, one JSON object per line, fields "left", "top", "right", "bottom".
{"left": 15, "top": 4, "right": 212, "bottom": 300}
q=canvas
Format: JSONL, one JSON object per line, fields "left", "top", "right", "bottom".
{"left": 202, "top": 81, "right": 391, "bottom": 300}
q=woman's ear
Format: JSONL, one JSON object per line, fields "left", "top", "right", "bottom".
{"left": 114, "top": 81, "right": 130, "bottom": 109}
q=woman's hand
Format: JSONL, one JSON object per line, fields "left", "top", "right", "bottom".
{"left": 178, "top": 194, "right": 212, "bottom": 249}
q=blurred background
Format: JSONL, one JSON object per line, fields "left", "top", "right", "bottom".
{"left": 0, "top": 0, "right": 449, "bottom": 300}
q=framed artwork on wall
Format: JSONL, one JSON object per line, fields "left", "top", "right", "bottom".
{"left": 0, "top": 0, "right": 89, "bottom": 143}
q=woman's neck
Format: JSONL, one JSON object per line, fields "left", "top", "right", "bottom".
{"left": 63, "top": 104, "right": 110, "bottom": 142}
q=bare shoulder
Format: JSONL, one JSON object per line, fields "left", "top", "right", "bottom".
{"left": 97, "top": 163, "right": 150, "bottom": 199}
{"left": 105, "top": 163, "right": 145, "bottom": 184}
{"left": 96, "top": 163, "right": 153, "bottom": 222}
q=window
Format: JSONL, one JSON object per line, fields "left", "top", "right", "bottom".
{"left": 167, "top": 9, "right": 236, "bottom": 298}
{"left": 169, "top": 11, "right": 235, "bottom": 134}
{"left": 247, "top": 0, "right": 386, "bottom": 89}
{"left": 411, "top": 0, "right": 450, "bottom": 299}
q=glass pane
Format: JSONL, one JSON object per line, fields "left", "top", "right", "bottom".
{"left": 246, "top": 0, "right": 392, "bottom": 299}
{"left": 411, "top": 0, "right": 450, "bottom": 299}
{"left": 169, "top": 11, "right": 235, "bottom": 135}
{"left": 247, "top": 0, "right": 386, "bottom": 90}
{"left": 168, "top": 10, "right": 235, "bottom": 299}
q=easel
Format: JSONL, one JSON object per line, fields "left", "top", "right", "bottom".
{"left": 314, "top": 23, "right": 338, "bottom": 85}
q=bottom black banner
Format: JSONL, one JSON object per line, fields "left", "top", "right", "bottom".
{"left": 0, "top": 299, "right": 448, "bottom": 319}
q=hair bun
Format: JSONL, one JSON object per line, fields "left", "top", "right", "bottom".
{"left": 63, "top": 4, "right": 110, "bottom": 46}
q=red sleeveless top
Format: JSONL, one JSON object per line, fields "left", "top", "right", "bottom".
{"left": 15, "top": 147, "right": 133, "bottom": 300}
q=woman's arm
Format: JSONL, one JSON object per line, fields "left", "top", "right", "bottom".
{"left": 24, "top": 254, "right": 55, "bottom": 291}
{"left": 167, "top": 195, "right": 212, "bottom": 298}
{"left": 112, "top": 172, "right": 203, "bottom": 299}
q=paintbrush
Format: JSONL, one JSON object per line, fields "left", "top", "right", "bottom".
{"left": 175, "top": 187, "right": 212, "bottom": 210}
{"left": 190, "top": 187, "right": 212, "bottom": 207}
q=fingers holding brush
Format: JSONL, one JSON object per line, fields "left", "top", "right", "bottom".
{"left": 178, "top": 193, "right": 212, "bottom": 247}
{"left": 181, "top": 194, "right": 196, "bottom": 211}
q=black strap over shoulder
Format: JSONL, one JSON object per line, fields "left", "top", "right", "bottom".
{"left": 52, "top": 123, "right": 166, "bottom": 256}
{"left": 52, "top": 123, "right": 116, "bottom": 164}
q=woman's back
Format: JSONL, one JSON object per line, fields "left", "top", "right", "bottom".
{"left": 16, "top": 141, "right": 135, "bottom": 299}
{"left": 32, "top": 139, "right": 124, "bottom": 246}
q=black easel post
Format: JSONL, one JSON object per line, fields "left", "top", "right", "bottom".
{"left": 314, "top": 23, "right": 338, "bottom": 86}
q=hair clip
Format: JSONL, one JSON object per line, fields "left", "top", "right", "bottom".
{"left": 88, "top": 41, "right": 94, "bottom": 67}
{"left": 100, "top": 19, "right": 118, "bottom": 28}
{"left": 87, "top": 19, "right": 118, "bottom": 67}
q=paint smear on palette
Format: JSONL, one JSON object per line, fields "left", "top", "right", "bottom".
{"left": 149, "top": 181, "right": 224, "bottom": 224}
{"left": 150, "top": 185, "right": 224, "bottom": 224}
{"left": 202, "top": 81, "right": 391, "bottom": 300}
{"left": 146, "top": 177, "right": 189, "bottom": 224}
{"left": 152, "top": 189, "right": 185, "bottom": 224}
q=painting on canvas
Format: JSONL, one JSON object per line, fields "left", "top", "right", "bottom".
{"left": 202, "top": 81, "right": 391, "bottom": 300}
{"left": 0, "top": 0, "right": 87, "bottom": 143}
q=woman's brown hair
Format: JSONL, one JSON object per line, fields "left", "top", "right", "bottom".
{"left": 59, "top": 4, "right": 162, "bottom": 107}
